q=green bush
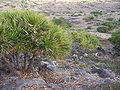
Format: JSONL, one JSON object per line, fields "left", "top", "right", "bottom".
{"left": 71, "top": 31, "right": 100, "bottom": 49}
{"left": 109, "top": 29, "right": 120, "bottom": 47}
{"left": 106, "top": 18, "right": 115, "bottom": 21}
{"left": 83, "top": 16, "right": 94, "bottom": 22}
{"left": 0, "top": 10, "right": 72, "bottom": 74}
{"left": 52, "top": 17, "right": 72, "bottom": 29}
{"left": 97, "top": 26, "right": 109, "bottom": 33}
{"left": 91, "top": 11, "right": 102, "bottom": 17}
{"left": 102, "top": 21, "right": 117, "bottom": 30}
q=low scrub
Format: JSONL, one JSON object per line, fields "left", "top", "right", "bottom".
{"left": 97, "top": 21, "right": 117, "bottom": 33}
{"left": 109, "top": 29, "right": 120, "bottom": 47}
{"left": 106, "top": 18, "right": 115, "bottom": 21}
{"left": 71, "top": 31, "right": 100, "bottom": 50}
{"left": 52, "top": 17, "right": 72, "bottom": 29}
{"left": 102, "top": 21, "right": 117, "bottom": 30}
{"left": 91, "top": 11, "right": 102, "bottom": 17}
{"left": 97, "top": 26, "right": 109, "bottom": 33}
{"left": 83, "top": 16, "right": 94, "bottom": 22}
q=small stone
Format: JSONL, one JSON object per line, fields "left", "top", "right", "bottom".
{"left": 40, "top": 60, "right": 58, "bottom": 71}
{"left": 71, "top": 76, "right": 80, "bottom": 81}
{"left": 64, "top": 76, "right": 71, "bottom": 83}
{"left": 48, "top": 83, "right": 61, "bottom": 89}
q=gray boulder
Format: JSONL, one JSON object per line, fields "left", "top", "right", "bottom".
{"left": 0, "top": 79, "right": 46, "bottom": 90}
{"left": 91, "top": 67, "right": 115, "bottom": 78}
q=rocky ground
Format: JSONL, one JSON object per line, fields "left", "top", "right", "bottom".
{"left": 0, "top": 0, "right": 120, "bottom": 90}
{"left": 0, "top": 0, "right": 120, "bottom": 38}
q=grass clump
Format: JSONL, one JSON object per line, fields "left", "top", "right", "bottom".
{"left": 91, "top": 11, "right": 102, "bottom": 17}
{"left": 52, "top": 17, "right": 72, "bottom": 29}
{"left": 71, "top": 31, "right": 100, "bottom": 50}
{"left": 83, "top": 16, "right": 94, "bottom": 22}
{"left": 97, "top": 26, "right": 109, "bottom": 33}
{"left": 97, "top": 21, "right": 117, "bottom": 33}
{"left": 109, "top": 29, "right": 120, "bottom": 47}
{"left": 0, "top": 10, "right": 72, "bottom": 75}
{"left": 102, "top": 21, "right": 117, "bottom": 30}
{"left": 106, "top": 18, "right": 115, "bottom": 21}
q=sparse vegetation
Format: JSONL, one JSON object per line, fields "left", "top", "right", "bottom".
{"left": 83, "top": 16, "right": 94, "bottom": 22}
{"left": 97, "top": 21, "right": 118, "bottom": 33}
{"left": 92, "top": 82, "right": 120, "bottom": 90}
{"left": 109, "top": 29, "right": 120, "bottom": 47}
{"left": 97, "top": 26, "right": 109, "bottom": 33}
{"left": 91, "top": 11, "right": 102, "bottom": 17}
{"left": 106, "top": 18, "right": 115, "bottom": 21}
{"left": 52, "top": 17, "right": 72, "bottom": 28}
{"left": 102, "top": 21, "right": 117, "bottom": 30}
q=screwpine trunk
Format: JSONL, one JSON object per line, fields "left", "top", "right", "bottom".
{"left": 1, "top": 53, "right": 35, "bottom": 77}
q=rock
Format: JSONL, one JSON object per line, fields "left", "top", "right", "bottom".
{"left": 71, "top": 42, "right": 83, "bottom": 55}
{"left": 67, "top": 87, "right": 84, "bottom": 90}
{"left": 19, "top": 52, "right": 25, "bottom": 61}
{"left": 0, "top": 83, "right": 13, "bottom": 90}
{"left": 48, "top": 83, "right": 62, "bottom": 89}
{"left": 78, "top": 69, "right": 88, "bottom": 76}
{"left": 10, "top": 76, "right": 18, "bottom": 81}
{"left": 103, "top": 78, "right": 112, "bottom": 84}
{"left": 40, "top": 60, "right": 58, "bottom": 71}
{"left": 72, "top": 54, "right": 79, "bottom": 61}
{"left": 91, "top": 67, "right": 115, "bottom": 78}
{"left": 15, "top": 79, "right": 46, "bottom": 90}
{"left": 98, "top": 78, "right": 113, "bottom": 85}
{"left": 71, "top": 76, "right": 80, "bottom": 81}
{"left": 33, "top": 57, "right": 59, "bottom": 72}
{"left": 64, "top": 76, "right": 71, "bottom": 83}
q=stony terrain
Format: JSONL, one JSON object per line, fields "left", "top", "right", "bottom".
{"left": 0, "top": 0, "right": 120, "bottom": 90}
{"left": 0, "top": 0, "right": 120, "bottom": 38}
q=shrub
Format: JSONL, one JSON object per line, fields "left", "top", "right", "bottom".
{"left": 83, "top": 16, "right": 94, "bottom": 22}
{"left": 91, "top": 11, "right": 102, "bottom": 17}
{"left": 84, "top": 16, "right": 94, "bottom": 22}
{"left": 102, "top": 21, "right": 117, "bottom": 30}
{"left": 52, "top": 17, "right": 72, "bottom": 29}
{"left": 86, "top": 26, "right": 92, "bottom": 30}
{"left": 109, "top": 29, "right": 120, "bottom": 47}
{"left": 97, "top": 26, "right": 109, "bottom": 33}
{"left": 71, "top": 31, "right": 100, "bottom": 50}
{"left": 0, "top": 10, "right": 72, "bottom": 75}
{"left": 106, "top": 18, "right": 115, "bottom": 21}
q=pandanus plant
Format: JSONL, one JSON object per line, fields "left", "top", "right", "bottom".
{"left": 0, "top": 10, "right": 72, "bottom": 75}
